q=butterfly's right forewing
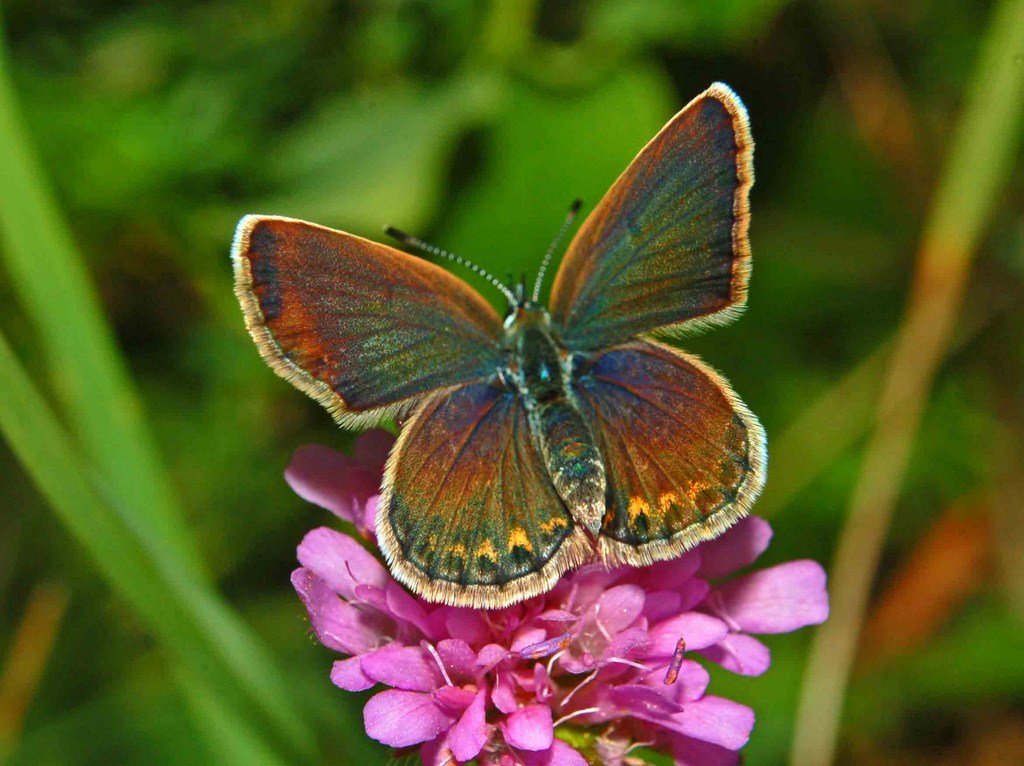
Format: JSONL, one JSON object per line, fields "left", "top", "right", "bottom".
{"left": 233, "top": 216, "right": 505, "bottom": 427}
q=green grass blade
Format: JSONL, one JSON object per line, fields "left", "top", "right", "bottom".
{"left": 0, "top": 19, "right": 204, "bottom": 577}
{"left": 177, "top": 669, "right": 290, "bottom": 766}
{"left": 0, "top": 331, "right": 315, "bottom": 761}
{"left": 790, "top": 0, "right": 1024, "bottom": 762}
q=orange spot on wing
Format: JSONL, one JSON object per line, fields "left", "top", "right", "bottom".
{"left": 476, "top": 540, "right": 497, "bottom": 560}
{"left": 628, "top": 496, "right": 651, "bottom": 521}
{"left": 508, "top": 527, "right": 533, "bottom": 552}
{"left": 686, "top": 480, "right": 710, "bottom": 502}
{"left": 539, "top": 517, "right": 567, "bottom": 533}
{"left": 657, "top": 492, "right": 680, "bottom": 515}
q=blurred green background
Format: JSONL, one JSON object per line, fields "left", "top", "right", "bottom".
{"left": 1, "top": 1, "right": 1022, "bottom": 764}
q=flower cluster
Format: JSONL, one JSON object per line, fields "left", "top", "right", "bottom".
{"left": 288, "top": 433, "right": 829, "bottom": 766}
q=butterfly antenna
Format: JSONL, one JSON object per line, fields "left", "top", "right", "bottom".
{"left": 385, "top": 227, "right": 517, "bottom": 305}
{"left": 532, "top": 198, "right": 582, "bottom": 303}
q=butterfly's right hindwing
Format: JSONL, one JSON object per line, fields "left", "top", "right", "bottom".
{"left": 378, "top": 383, "right": 591, "bottom": 608}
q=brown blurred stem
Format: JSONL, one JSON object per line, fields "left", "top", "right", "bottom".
{"left": 756, "top": 295, "right": 1001, "bottom": 519}
{"left": 825, "top": 2, "right": 929, "bottom": 202}
{"left": 0, "top": 583, "right": 69, "bottom": 758}
{"left": 790, "top": 0, "right": 1024, "bottom": 763}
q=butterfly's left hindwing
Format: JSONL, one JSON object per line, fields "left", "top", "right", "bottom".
{"left": 573, "top": 340, "right": 766, "bottom": 566}
{"left": 378, "top": 383, "right": 592, "bottom": 608}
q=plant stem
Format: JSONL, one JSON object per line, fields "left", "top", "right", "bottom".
{"left": 790, "top": 1, "right": 1024, "bottom": 763}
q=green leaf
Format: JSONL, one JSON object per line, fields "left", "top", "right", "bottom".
{"left": 0, "top": 24, "right": 318, "bottom": 760}
{"left": 590, "top": 0, "right": 793, "bottom": 48}
{"left": 177, "top": 669, "right": 290, "bottom": 766}
{"left": 259, "top": 69, "right": 502, "bottom": 235}
{"left": 0, "top": 330, "right": 314, "bottom": 761}
{"left": 0, "top": 20, "right": 205, "bottom": 581}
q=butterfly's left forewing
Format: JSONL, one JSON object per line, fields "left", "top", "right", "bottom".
{"left": 378, "top": 382, "right": 592, "bottom": 608}
{"left": 573, "top": 340, "right": 766, "bottom": 566}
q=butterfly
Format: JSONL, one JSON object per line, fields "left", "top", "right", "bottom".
{"left": 232, "top": 82, "right": 765, "bottom": 609}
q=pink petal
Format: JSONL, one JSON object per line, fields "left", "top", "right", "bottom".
{"left": 605, "top": 626, "right": 649, "bottom": 661}
{"left": 713, "top": 560, "right": 829, "bottom": 634}
{"left": 477, "top": 644, "right": 509, "bottom": 672}
{"left": 424, "top": 607, "right": 450, "bottom": 639}
{"left": 520, "top": 740, "right": 589, "bottom": 766}
{"left": 536, "top": 609, "right": 578, "bottom": 623}
{"left": 296, "top": 527, "right": 388, "bottom": 599}
{"left": 433, "top": 686, "right": 475, "bottom": 712}
{"left": 492, "top": 671, "right": 518, "bottom": 714}
{"left": 420, "top": 733, "right": 453, "bottom": 766}
{"left": 642, "top": 551, "right": 701, "bottom": 587}
{"left": 647, "top": 612, "right": 728, "bottom": 655}
{"left": 533, "top": 663, "right": 555, "bottom": 702}
{"left": 608, "top": 684, "right": 683, "bottom": 718}
{"left": 698, "top": 516, "right": 773, "bottom": 579}
{"left": 675, "top": 660, "right": 711, "bottom": 703}
{"left": 449, "top": 689, "right": 488, "bottom": 762}
{"left": 286, "top": 444, "right": 379, "bottom": 524}
{"left": 700, "top": 634, "right": 771, "bottom": 676}
{"left": 291, "top": 569, "right": 381, "bottom": 654}
{"left": 511, "top": 627, "right": 548, "bottom": 653}
{"left": 437, "top": 638, "right": 478, "bottom": 681}
{"left": 363, "top": 689, "right": 455, "bottom": 747}
{"left": 350, "top": 585, "right": 393, "bottom": 627}
{"left": 363, "top": 495, "right": 379, "bottom": 536}
{"left": 385, "top": 581, "right": 434, "bottom": 636}
{"left": 331, "top": 657, "right": 374, "bottom": 691}
{"left": 678, "top": 578, "right": 711, "bottom": 611}
{"left": 558, "top": 652, "right": 596, "bottom": 674}
{"left": 564, "top": 567, "right": 622, "bottom": 610}
{"left": 669, "top": 734, "right": 741, "bottom": 766}
{"left": 503, "top": 704, "right": 553, "bottom": 751}
{"left": 445, "top": 609, "right": 489, "bottom": 646}
{"left": 359, "top": 644, "right": 441, "bottom": 692}
{"left": 596, "top": 585, "right": 645, "bottom": 634}
{"left": 643, "top": 591, "right": 682, "bottom": 622}
{"left": 646, "top": 659, "right": 710, "bottom": 702}
{"left": 665, "top": 696, "right": 754, "bottom": 750}
{"left": 510, "top": 666, "right": 538, "bottom": 694}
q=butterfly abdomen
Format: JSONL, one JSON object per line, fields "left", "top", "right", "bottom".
{"left": 509, "top": 307, "right": 606, "bottom": 535}
{"left": 532, "top": 401, "right": 605, "bottom": 535}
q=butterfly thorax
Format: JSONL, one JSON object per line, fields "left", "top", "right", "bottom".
{"left": 502, "top": 303, "right": 606, "bottom": 535}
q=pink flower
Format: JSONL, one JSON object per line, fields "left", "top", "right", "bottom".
{"left": 289, "top": 432, "right": 829, "bottom": 766}
{"left": 285, "top": 431, "right": 391, "bottom": 536}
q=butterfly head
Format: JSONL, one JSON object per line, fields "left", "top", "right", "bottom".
{"left": 503, "top": 298, "right": 550, "bottom": 332}
{"left": 502, "top": 271, "right": 547, "bottom": 325}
